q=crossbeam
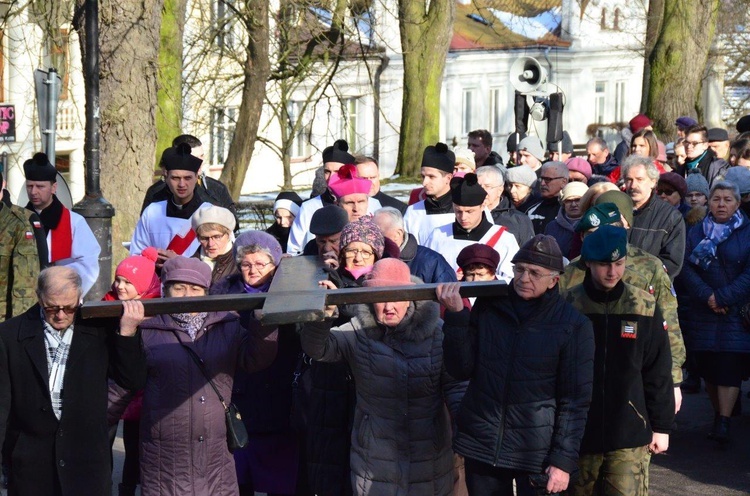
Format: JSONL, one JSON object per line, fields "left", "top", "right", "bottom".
{"left": 79, "top": 281, "right": 508, "bottom": 324}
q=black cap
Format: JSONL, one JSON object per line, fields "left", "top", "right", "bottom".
{"left": 451, "top": 173, "right": 487, "bottom": 206}
{"left": 547, "top": 131, "right": 573, "bottom": 153}
{"left": 23, "top": 153, "right": 57, "bottom": 182}
{"left": 322, "top": 139, "right": 355, "bottom": 164}
{"left": 707, "top": 128, "right": 729, "bottom": 142}
{"left": 737, "top": 115, "right": 750, "bottom": 134}
{"left": 421, "top": 142, "right": 455, "bottom": 173}
{"left": 511, "top": 234, "right": 564, "bottom": 272}
{"left": 506, "top": 132, "right": 527, "bottom": 152}
{"left": 310, "top": 204, "right": 349, "bottom": 236}
{"left": 161, "top": 143, "right": 202, "bottom": 173}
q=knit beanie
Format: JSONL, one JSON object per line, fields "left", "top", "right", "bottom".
{"left": 547, "top": 131, "right": 573, "bottom": 153}
{"left": 511, "top": 234, "right": 564, "bottom": 272}
{"left": 581, "top": 225, "right": 627, "bottom": 262}
{"left": 362, "top": 258, "right": 414, "bottom": 287}
{"left": 505, "top": 165, "right": 537, "bottom": 187}
{"left": 422, "top": 142, "right": 455, "bottom": 173}
{"left": 517, "top": 136, "right": 546, "bottom": 162}
{"left": 685, "top": 171, "right": 709, "bottom": 198}
{"left": 191, "top": 204, "right": 237, "bottom": 232}
{"left": 560, "top": 182, "right": 589, "bottom": 202}
{"left": 162, "top": 256, "right": 212, "bottom": 289}
{"left": 629, "top": 114, "right": 652, "bottom": 133}
{"left": 115, "top": 247, "right": 159, "bottom": 295}
{"left": 339, "top": 216, "right": 385, "bottom": 259}
{"left": 453, "top": 146, "right": 476, "bottom": 170}
{"left": 235, "top": 230, "right": 283, "bottom": 266}
{"left": 328, "top": 164, "right": 372, "bottom": 198}
{"left": 723, "top": 167, "right": 750, "bottom": 196}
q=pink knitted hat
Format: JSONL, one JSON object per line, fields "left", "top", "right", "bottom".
{"left": 115, "top": 247, "right": 159, "bottom": 295}
{"left": 328, "top": 164, "right": 372, "bottom": 198}
{"left": 363, "top": 258, "right": 414, "bottom": 287}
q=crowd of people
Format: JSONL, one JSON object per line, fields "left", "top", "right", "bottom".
{"left": 0, "top": 112, "right": 749, "bottom": 496}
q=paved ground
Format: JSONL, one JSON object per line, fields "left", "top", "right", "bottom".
{"left": 2, "top": 383, "right": 748, "bottom": 495}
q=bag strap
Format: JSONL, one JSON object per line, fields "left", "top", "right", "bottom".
{"left": 170, "top": 330, "right": 229, "bottom": 412}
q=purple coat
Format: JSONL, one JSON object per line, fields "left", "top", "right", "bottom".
{"left": 138, "top": 311, "right": 278, "bottom": 496}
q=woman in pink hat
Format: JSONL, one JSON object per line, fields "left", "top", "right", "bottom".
{"left": 105, "top": 247, "right": 161, "bottom": 496}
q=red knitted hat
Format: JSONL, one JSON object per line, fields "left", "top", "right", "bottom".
{"left": 115, "top": 247, "right": 159, "bottom": 295}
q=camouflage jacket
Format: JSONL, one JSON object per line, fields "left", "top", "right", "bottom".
{"left": 0, "top": 204, "right": 40, "bottom": 321}
{"left": 563, "top": 277, "right": 674, "bottom": 453}
{"left": 559, "top": 245, "right": 686, "bottom": 384}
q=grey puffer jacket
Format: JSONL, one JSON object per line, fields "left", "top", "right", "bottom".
{"left": 138, "top": 311, "right": 278, "bottom": 496}
{"left": 302, "top": 297, "right": 466, "bottom": 496}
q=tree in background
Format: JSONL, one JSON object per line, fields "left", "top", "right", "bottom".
{"left": 644, "top": 0, "right": 720, "bottom": 134}
{"left": 75, "top": 0, "right": 165, "bottom": 261}
{"left": 717, "top": 0, "right": 750, "bottom": 126}
{"left": 396, "top": 0, "right": 455, "bottom": 177}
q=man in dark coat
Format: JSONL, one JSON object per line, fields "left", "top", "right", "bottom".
{"left": 0, "top": 266, "right": 147, "bottom": 496}
{"left": 526, "top": 161, "right": 569, "bottom": 234}
{"left": 373, "top": 207, "right": 456, "bottom": 283}
{"left": 681, "top": 125, "right": 729, "bottom": 186}
{"left": 468, "top": 129, "right": 503, "bottom": 167}
{"left": 355, "top": 156, "right": 407, "bottom": 214}
{"left": 586, "top": 137, "right": 618, "bottom": 177}
{"left": 438, "top": 235, "right": 594, "bottom": 495}
{"left": 622, "top": 155, "right": 686, "bottom": 279}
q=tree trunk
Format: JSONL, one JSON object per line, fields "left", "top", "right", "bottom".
{"left": 156, "top": 0, "right": 188, "bottom": 164}
{"left": 646, "top": 0, "right": 720, "bottom": 135}
{"left": 396, "top": 0, "right": 455, "bottom": 178}
{"left": 640, "top": 0, "right": 665, "bottom": 113}
{"left": 78, "top": 0, "right": 165, "bottom": 262}
{"left": 218, "top": 0, "right": 271, "bottom": 200}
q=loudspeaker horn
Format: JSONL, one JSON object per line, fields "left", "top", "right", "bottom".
{"left": 509, "top": 57, "right": 548, "bottom": 94}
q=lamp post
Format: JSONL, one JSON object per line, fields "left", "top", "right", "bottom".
{"left": 73, "top": 0, "right": 114, "bottom": 301}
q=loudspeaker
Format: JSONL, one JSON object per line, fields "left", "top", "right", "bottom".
{"left": 509, "top": 57, "right": 548, "bottom": 94}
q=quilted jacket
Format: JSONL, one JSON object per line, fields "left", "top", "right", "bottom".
{"left": 302, "top": 297, "right": 466, "bottom": 496}
{"left": 138, "top": 311, "right": 277, "bottom": 496}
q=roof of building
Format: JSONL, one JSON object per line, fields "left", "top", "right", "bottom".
{"left": 451, "top": 0, "right": 570, "bottom": 51}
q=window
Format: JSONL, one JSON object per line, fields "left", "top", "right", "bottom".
{"left": 489, "top": 87, "right": 503, "bottom": 134}
{"left": 462, "top": 89, "right": 476, "bottom": 134}
{"left": 288, "top": 101, "right": 311, "bottom": 158}
{"left": 214, "top": 0, "right": 235, "bottom": 49}
{"left": 601, "top": 9, "right": 607, "bottom": 29}
{"left": 615, "top": 81, "right": 626, "bottom": 122}
{"left": 210, "top": 107, "right": 237, "bottom": 166}
{"left": 595, "top": 81, "right": 606, "bottom": 124}
{"left": 47, "top": 29, "right": 70, "bottom": 100}
{"left": 341, "top": 97, "right": 362, "bottom": 152}
{"left": 614, "top": 9, "right": 621, "bottom": 31}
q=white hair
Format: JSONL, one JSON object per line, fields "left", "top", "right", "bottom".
{"left": 373, "top": 207, "right": 404, "bottom": 231}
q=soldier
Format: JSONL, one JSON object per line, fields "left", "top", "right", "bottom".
{"left": 563, "top": 225, "right": 673, "bottom": 496}
{"left": 1, "top": 171, "right": 47, "bottom": 268}
{"left": 559, "top": 195, "right": 686, "bottom": 412}
{"left": 0, "top": 187, "right": 40, "bottom": 321}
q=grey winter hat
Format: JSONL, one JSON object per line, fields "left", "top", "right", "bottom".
{"left": 505, "top": 165, "right": 537, "bottom": 188}
{"left": 724, "top": 167, "right": 750, "bottom": 196}
{"left": 685, "top": 171, "right": 710, "bottom": 198}
{"left": 517, "top": 136, "right": 546, "bottom": 162}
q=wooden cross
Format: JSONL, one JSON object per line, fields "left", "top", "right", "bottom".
{"left": 81, "top": 256, "right": 509, "bottom": 325}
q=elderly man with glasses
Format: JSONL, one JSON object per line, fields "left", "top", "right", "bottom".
{"left": 526, "top": 161, "right": 570, "bottom": 234}
{"left": 438, "top": 234, "right": 594, "bottom": 496}
{"left": 0, "top": 266, "right": 147, "bottom": 495}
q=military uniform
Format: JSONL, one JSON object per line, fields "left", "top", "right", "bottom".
{"left": 560, "top": 244, "right": 686, "bottom": 385}
{"left": 0, "top": 203, "right": 41, "bottom": 321}
{"left": 563, "top": 275, "right": 674, "bottom": 496}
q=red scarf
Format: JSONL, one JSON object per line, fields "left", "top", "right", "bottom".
{"left": 50, "top": 206, "right": 73, "bottom": 262}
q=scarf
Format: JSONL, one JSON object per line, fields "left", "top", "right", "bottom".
{"left": 346, "top": 265, "right": 374, "bottom": 280}
{"left": 685, "top": 150, "right": 708, "bottom": 172}
{"left": 41, "top": 310, "right": 74, "bottom": 420}
{"left": 243, "top": 280, "right": 271, "bottom": 294}
{"left": 689, "top": 211, "right": 744, "bottom": 270}
{"left": 172, "top": 312, "right": 208, "bottom": 341}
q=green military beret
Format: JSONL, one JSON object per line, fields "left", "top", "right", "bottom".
{"left": 575, "top": 202, "right": 621, "bottom": 233}
{"left": 582, "top": 225, "right": 627, "bottom": 262}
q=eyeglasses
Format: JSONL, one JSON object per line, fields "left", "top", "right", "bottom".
{"left": 539, "top": 176, "right": 565, "bottom": 183}
{"left": 684, "top": 140, "right": 705, "bottom": 148}
{"left": 657, "top": 189, "right": 676, "bottom": 196}
{"left": 198, "top": 233, "right": 227, "bottom": 243}
{"left": 343, "top": 248, "right": 374, "bottom": 260}
{"left": 42, "top": 304, "right": 80, "bottom": 315}
{"left": 240, "top": 261, "right": 274, "bottom": 271}
{"left": 512, "top": 265, "right": 556, "bottom": 281}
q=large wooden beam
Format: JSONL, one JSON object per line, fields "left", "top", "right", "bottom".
{"left": 80, "top": 281, "right": 508, "bottom": 323}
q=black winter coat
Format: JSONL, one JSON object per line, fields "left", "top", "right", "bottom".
{"left": 629, "top": 194, "right": 686, "bottom": 279}
{"left": 489, "top": 196, "right": 535, "bottom": 247}
{"left": 0, "top": 306, "right": 147, "bottom": 496}
{"left": 442, "top": 286, "right": 594, "bottom": 474}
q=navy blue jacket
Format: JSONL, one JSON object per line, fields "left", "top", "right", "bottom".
{"left": 676, "top": 214, "right": 750, "bottom": 353}
{"left": 399, "top": 234, "right": 457, "bottom": 283}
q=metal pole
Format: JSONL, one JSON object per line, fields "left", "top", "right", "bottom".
{"left": 44, "top": 68, "right": 59, "bottom": 166}
{"left": 73, "top": 0, "right": 115, "bottom": 301}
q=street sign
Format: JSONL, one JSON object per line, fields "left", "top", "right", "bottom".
{"left": 0, "top": 104, "right": 16, "bottom": 142}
